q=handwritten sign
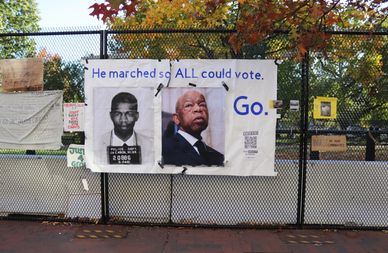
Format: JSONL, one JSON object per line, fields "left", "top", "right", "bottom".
{"left": 311, "top": 135, "right": 347, "bottom": 152}
{"left": 67, "top": 144, "right": 85, "bottom": 167}
{"left": 64, "top": 103, "right": 84, "bottom": 132}
{"left": 0, "top": 58, "right": 43, "bottom": 92}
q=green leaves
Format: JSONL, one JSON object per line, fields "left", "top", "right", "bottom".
{"left": 0, "top": 0, "right": 39, "bottom": 58}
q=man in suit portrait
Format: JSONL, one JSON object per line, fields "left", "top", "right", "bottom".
{"left": 162, "top": 90, "right": 224, "bottom": 166}
{"left": 95, "top": 91, "right": 153, "bottom": 165}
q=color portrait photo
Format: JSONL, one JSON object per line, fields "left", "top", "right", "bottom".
{"left": 161, "top": 87, "right": 225, "bottom": 167}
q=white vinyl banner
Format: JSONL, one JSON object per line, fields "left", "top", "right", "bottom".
{"left": 84, "top": 59, "right": 277, "bottom": 176}
{"left": 0, "top": 90, "right": 63, "bottom": 150}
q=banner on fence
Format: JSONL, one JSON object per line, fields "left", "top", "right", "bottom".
{"left": 64, "top": 103, "right": 84, "bottom": 132}
{"left": 0, "top": 90, "right": 63, "bottom": 150}
{"left": 84, "top": 59, "right": 277, "bottom": 176}
{"left": 0, "top": 58, "right": 43, "bottom": 92}
{"left": 67, "top": 144, "right": 85, "bottom": 167}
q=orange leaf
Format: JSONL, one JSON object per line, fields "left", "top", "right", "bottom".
{"left": 228, "top": 34, "right": 241, "bottom": 54}
{"left": 311, "top": 5, "right": 323, "bottom": 18}
{"left": 297, "top": 44, "right": 307, "bottom": 57}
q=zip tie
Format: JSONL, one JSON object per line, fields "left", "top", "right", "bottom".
{"left": 181, "top": 167, "right": 187, "bottom": 174}
{"left": 155, "top": 83, "right": 164, "bottom": 97}
{"left": 189, "top": 83, "right": 197, "bottom": 87}
{"left": 165, "top": 61, "right": 173, "bottom": 88}
{"left": 158, "top": 161, "right": 164, "bottom": 169}
{"left": 275, "top": 59, "right": 282, "bottom": 65}
{"left": 222, "top": 81, "right": 229, "bottom": 91}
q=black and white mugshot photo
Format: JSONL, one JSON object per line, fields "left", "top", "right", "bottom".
{"left": 93, "top": 87, "right": 154, "bottom": 166}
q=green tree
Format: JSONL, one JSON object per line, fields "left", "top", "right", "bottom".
{"left": 102, "top": 0, "right": 238, "bottom": 60}
{"left": 90, "top": 0, "right": 387, "bottom": 129}
{"left": 309, "top": 34, "right": 388, "bottom": 129}
{"left": 0, "top": 0, "right": 40, "bottom": 58}
{"left": 38, "top": 49, "right": 84, "bottom": 102}
{"left": 89, "top": 0, "right": 387, "bottom": 58}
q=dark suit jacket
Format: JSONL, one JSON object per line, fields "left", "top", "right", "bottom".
{"left": 162, "top": 132, "right": 224, "bottom": 166}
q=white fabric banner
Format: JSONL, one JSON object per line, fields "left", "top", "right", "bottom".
{"left": 0, "top": 90, "right": 63, "bottom": 150}
{"left": 84, "top": 59, "right": 277, "bottom": 176}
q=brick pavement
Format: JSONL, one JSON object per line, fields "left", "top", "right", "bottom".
{"left": 0, "top": 220, "right": 387, "bottom": 253}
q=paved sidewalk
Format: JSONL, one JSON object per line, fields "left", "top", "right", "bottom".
{"left": 0, "top": 220, "right": 387, "bottom": 253}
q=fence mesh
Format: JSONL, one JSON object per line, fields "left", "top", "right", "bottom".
{"left": 0, "top": 27, "right": 386, "bottom": 229}
{"left": 304, "top": 32, "right": 388, "bottom": 228}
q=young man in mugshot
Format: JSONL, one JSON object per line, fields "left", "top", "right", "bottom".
{"left": 96, "top": 92, "right": 153, "bottom": 165}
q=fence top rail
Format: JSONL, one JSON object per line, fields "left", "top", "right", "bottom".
{"left": 0, "top": 30, "right": 103, "bottom": 37}
{"left": 0, "top": 28, "right": 387, "bottom": 37}
{"left": 107, "top": 28, "right": 237, "bottom": 34}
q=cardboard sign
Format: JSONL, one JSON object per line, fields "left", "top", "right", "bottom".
{"left": 311, "top": 135, "right": 347, "bottom": 152}
{"left": 0, "top": 58, "right": 43, "bottom": 92}
{"left": 67, "top": 144, "right": 86, "bottom": 168}
{"left": 64, "top": 103, "right": 85, "bottom": 132}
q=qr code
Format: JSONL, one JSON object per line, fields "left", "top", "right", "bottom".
{"left": 244, "top": 135, "right": 257, "bottom": 149}
{"left": 244, "top": 136, "right": 257, "bottom": 149}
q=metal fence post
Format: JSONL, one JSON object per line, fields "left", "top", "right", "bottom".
{"left": 366, "top": 127, "right": 376, "bottom": 161}
{"left": 100, "top": 29, "right": 110, "bottom": 224}
{"left": 297, "top": 51, "right": 309, "bottom": 228}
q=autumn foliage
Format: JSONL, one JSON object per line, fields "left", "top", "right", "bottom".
{"left": 89, "top": 0, "right": 387, "bottom": 59}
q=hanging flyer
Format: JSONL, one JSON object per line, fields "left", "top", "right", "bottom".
{"left": 64, "top": 103, "right": 85, "bottom": 132}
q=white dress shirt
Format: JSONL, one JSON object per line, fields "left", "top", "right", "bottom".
{"left": 110, "top": 130, "right": 137, "bottom": 146}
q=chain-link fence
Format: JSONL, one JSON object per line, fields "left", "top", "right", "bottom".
{"left": 0, "top": 28, "right": 387, "bottom": 229}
